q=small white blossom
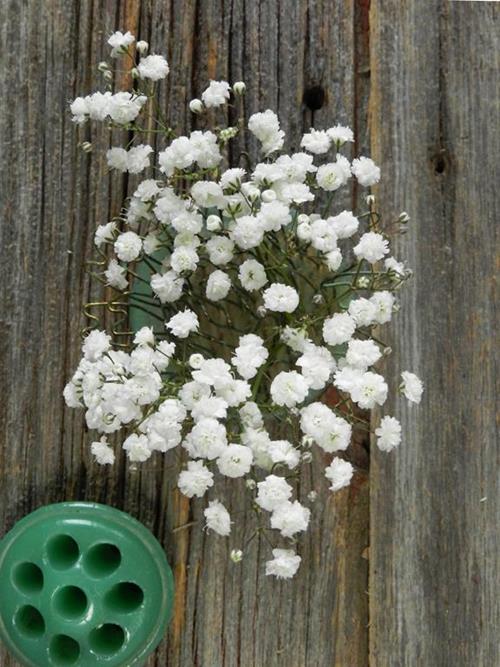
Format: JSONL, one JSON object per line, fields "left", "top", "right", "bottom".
{"left": 256, "top": 475, "right": 293, "bottom": 511}
{"left": 325, "top": 457, "right": 353, "bottom": 491}
{"left": 91, "top": 436, "right": 115, "bottom": 465}
{"left": 263, "top": 284, "right": 299, "bottom": 313}
{"left": 204, "top": 500, "right": 231, "bottom": 536}
{"left": 201, "top": 80, "right": 231, "bottom": 107}
{"left": 400, "top": 371, "right": 424, "bottom": 404}
{"left": 217, "top": 444, "right": 253, "bottom": 478}
{"left": 166, "top": 309, "right": 199, "bottom": 338}
{"left": 114, "top": 231, "right": 142, "bottom": 262}
{"left": 270, "top": 371, "right": 309, "bottom": 408}
{"left": 354, "top": 232, "right": 389, "bottom": 263}
{"left": 137, "top": 54, "right": 169, "bottom": 80}
{"left": 265, "top": 549, "right": 301, "bottom": 579}
{"left": 375, "top": 416, "right": 402, "bottom": 451}
{"left": 351, "top": 156, "right": 381, "bottom": 187}
{"left": 178, "top": 460, "right": 214, "bottom": 498}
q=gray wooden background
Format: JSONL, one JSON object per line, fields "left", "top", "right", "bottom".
{"left": 0, "top": 1, "right": 498, "bottom": 665}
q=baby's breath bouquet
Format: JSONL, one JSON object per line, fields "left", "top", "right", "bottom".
{"left": 65, "top": 31, "right": 423, "bottom": 579}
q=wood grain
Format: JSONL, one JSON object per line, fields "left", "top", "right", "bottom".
{"left": 0, "top": 2, "right": 369, "bottom": 666}
{"left": 369, "top": 1, "right": 499, "bottom": 665}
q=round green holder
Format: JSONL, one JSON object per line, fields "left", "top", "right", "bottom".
{"left": 0, "top": 502, "right": 174, "bottom": 667}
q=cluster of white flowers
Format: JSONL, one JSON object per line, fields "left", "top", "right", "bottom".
{"left": 65, "top": 31, "right": 423, "bottom": 580}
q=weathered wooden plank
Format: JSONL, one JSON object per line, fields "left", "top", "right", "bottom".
{"left": 0, "top": 1, "right": 369, "bottom": 666}
{"left": 369, "top": 2, "right": 499, "bottom": 665}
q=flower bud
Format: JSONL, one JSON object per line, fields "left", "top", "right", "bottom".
{"left": 257, "top": 306, "right": 267, "bottom": 318}
{"left": 189, "top": 353, "right": 204, "bottom": 369}
{"left": 98, "top": 61, "right": 109, "bottom": 72}
{"left": 230, "top": 549, "right": 243, "bottom": 563}
{"left": 383, "top": 346, "right": 392, "bottom": 357}
{"left": 81, "top": 141, "right": 92, "bottom": 153}
{"left": 246, "top": 478, "right": 256, "bottom": 490}
{"left": 312, "top": 293, "right": 324, "bottom": 304}
{"left": 136, "top": 40, "right": 149, "bottom": 54}
{"left": 398, "top": 211, "right": 410, "bottom": 223}
{"left": 307, "top": 491, "right": 318, "bottom": 502}
{"left": 297, "top": 213, "right": 309, "bottom": 224}
{"left": 261, "top": 189, "right": 276, "bottom": 203}
{"left": 233, "top": 81, "right": 246, "bottom": 95}
{"left": 130, "top": 67, "right": 139, "bottom": 79}
{"left": 366, "top": 194, "right": 376, "bottom": 205}
{"left": 356, "top": 276, "right": 370, "bottom": 289}
{"left": 103, "top": 70, "right": 113, "bottom": 81}
{"left": 189, "top": 98, "right": 204, "bottom": 114}
{"left": 302, "top": 451, "right": 313, "bottom": 463}
{"left": 206, "top": 214, "right": 221, "bottom": 231}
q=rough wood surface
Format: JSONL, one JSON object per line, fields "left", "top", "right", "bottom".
{"left": 369, "top": 1, "right": 499, "bottom": 666}
{"left": 0, "top": 1, "right": 497, "bottom": 666}
{"left": 0, "top": 2, "right": 369, "bottom": 666}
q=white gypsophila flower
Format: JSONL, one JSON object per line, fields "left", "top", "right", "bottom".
{"left": 370, "top": 291, "right": 395, "bottom": 324}
{"left": 328, "top": 210, "right": 359, "bottom": 239}
{"left": 231, "top": 215, "right": 265, "bottom": 250}
{"left": 114, "top": 231, "right": 142, "bottom": 262}
{"left": 106, "top": 147, "right": 129, "bottom": 172}
{"left": 348, "top": 370, "right": 388, "bottom": 409}
{"left": 296, "top": 344, "right": 335, "bottom": 390}
{"left": 327, "top": 124, "right": 354, "bottom": 145}
{"left": 220, "top": 167, "right": 246, "bottom": 189}
{"left": 239, "top": 401, "right": 264, "bottom": 429}
{"left": 137, "top": 54, "right": 169, "bottom": 80}
{"left": 309, "top": 219, "right": 337, "bottom": 253}
{"left": 206, "top": 214, "right": 221, "bottom": 231}
{"left": 143, "top": 232, "right": 161, "bottom": 255}
{"left": 348, "top": 297, "right": 377, "bottom": 327}
{"left": 105, "top": 259, "right": 128, "bottom": 290}
{"left": 238, "top": 259, "right": 267, "bottom": 291}
{"left": 189, "top": 354, "right": 203, "bottom": 368}
{"left": 300, "top": 128, "right": 331, "bottom": 154}
{"left": 217, "top": 443, "right": 253, "bottom": 478}
{"left": 201, "top": 80, "right": 231, "bottom": 107}
{"left": 256, "top": 474, "right": 293, "bottom": 511}
{"left": 178, "top": 460, "right": 214, "bottom": 498}
{"left": 351, "top": 156, "right": 381, "bottom": 187}
{"left": 190, "top": 181, "right": 226, "bottom": 208}
{"left": 166, "top": 309, "right": 199, "bottom": 338}
{"left": 94, "top": 221, "right": 116, "bottom": 248}
{"left": 206, "top": 235, "right": 234, "bottom": 266}
{"left": 133, "top": 326, "right": 155, "bottom": 347}
{"left": 270, "top": 371, "right": 309, "bottom": 408}
{"left": 91, "top": 436, "right": 115, "bottom": 465}
{"left": 316, "top": 156, "right": 351, "bottom": 191}
{"left": 258, "top": 201, "right": 291, "bottom": 232}
{"left": 300, "top": 402, "right": 352, "bottom": 452}
{"left": 325, "top": 457, "right": 353, "bottom": 492}
{"left": 322, "top": 312, "right": 356, "bottom": 346}
{"left": 206, "top": 270, "right": 231, "bottom": 301}
{"left": 354, "top": 232, "right": 389, "bottom": 264}
{"left": 270, "top": 500, "right": 311, "bottom": 538}
{"left": 265, "top": 549, "right": 301, "bottom": 579}
{"left": 151, "top": 271, "right": 184, "bottom": 303}
{"left": 233, "top": 334, "right": 268, "bottom": 380}
{"left": 375, "top": 416, "right": 402, "bottom": 452}
{"left": 108, "top": 30, "right": 135, "bottom": 57}
{"left": 324, "top": 249, "right": 342, "bottom": 271}
{"left": 127, "top": 144, "right": 154, "bottom": 173}
{"left": 123, "top": 433, "right": 152, "bottom": 462}
{"left": 82, "top": 330, "right": 111, "bottom": 362}
{"left": 248, "top": 110, "right": 285, "bottom": 156}
{"left": 384, "top": 256, "right": 406, "bottom": 276}
{"left": 345, "top": 339, "right": 382, "bottom": 370}
{"left": 107, "top": 92, "right": 147, "bottom": 124}
{"left": 191, "top": 358, "right": 232, "bottom": 390}
{"left": 134, "top": 179, "right": 160, "bottom": 201}
{"left": 204, "top": 500, "right": 231, "bottom": 536}
{"left": 263, "top": 283, "right": 299, "bottom": 313}
{"left": 191, "top": 396, "right": 228, "bottom": 422}
{"left": 170, "top": 246, "right": 199, "bottom": 274}
{"left": 268, "top": 439, "right": 300, "bottom": 469}
{"left": 400, "top": 371, "right": 424, "bottom": 404}
{"left": 280, "top": 326, "right": 311, "bottom": 353}
{"left": 183, "top": 417, "right": 227, "bottom": 459}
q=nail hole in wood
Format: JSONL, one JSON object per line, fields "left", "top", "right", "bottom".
{"left": 303, "top": 85, "right": 326, "bottom": 111}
